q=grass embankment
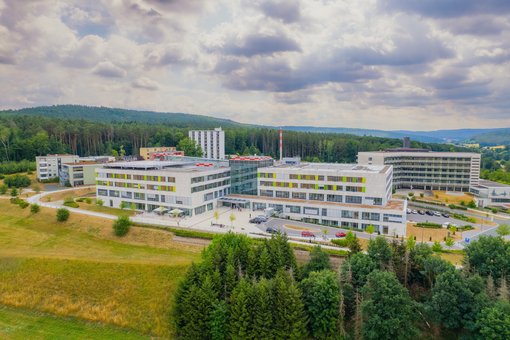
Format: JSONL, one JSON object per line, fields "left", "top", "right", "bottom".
{"left": 0, "top": 199, "right": 202, "bottom": 337}
{"left": 0, "top": 306, "right": 148, "bottom": 339}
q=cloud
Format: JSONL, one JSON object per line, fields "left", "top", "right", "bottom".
{"left": 259, "top": 0, "right": 301, "bottom": 23}
{"left": 220, "top": 32, "right": 302, "bottom": 57}
{"left": 132, "top": 77, "right": 160, "bottom": 90}
{"left": 380, "top": 0, "right": 510, "bottom": 18}
{"left": 92, "top": 61, "right": 127, "bottom": 78}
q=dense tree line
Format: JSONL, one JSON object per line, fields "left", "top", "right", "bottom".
{"left": 480, "top": 147, "right": 510, "bottom": 184}
{"left": 0, "top": 114, "right": 466, "bottom": 163}
{"left": 174, "top": 233, "right": 510, "bottom": 339}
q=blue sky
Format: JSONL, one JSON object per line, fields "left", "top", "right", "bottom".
{"left": 0, "top": 0, "right": 509, "bottom": 130}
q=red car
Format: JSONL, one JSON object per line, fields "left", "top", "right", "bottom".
{"left": 301, "top": 231, "right": 316, "bottom": 237}
{"left": 335, "top": 232, "right": 346, "bottom": 238}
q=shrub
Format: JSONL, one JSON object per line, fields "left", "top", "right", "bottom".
{"left": 408, "top": 192, "right": 414, "bottom": 197}
{"left": 432, "top": 241, "right": 443, "bottom": 252}
{"left": 30, "top": 204, "right": 40, "bottom": 214}
{"left": 10, "top": 188, "right": 18, "bottom": 197}
{"left": 452, "top": 213, "right": 476, "bottom": 223}
{"left": 63, "top": 197, "right": 79, "bottom": 208}
{"left": 331, "top": 238, "right": 349, "bottom": 247}
{"left": 416, "top": 222, "right": 442, "bottom": 229}
{"left": 467, "top": 200, "right": 477, "bottom": 209}
{"left": 75, "top": 197, "right": 85, "bottom": 202}
{"left": 9, "top": 197, "right": 22, "bottom": 205}
{"left": 18, "top": 200, "right": 29, "bottom": 209}
{"left": 0, "top": 184, "right": 7, "bottom": 194}
{"left": 420, "top": 193, "right": 424, "bottom": 198}
{"left": 113, "top": 215, "right": 132, "bottom": 236}
{"left": 56, "top": 208, "right": 70, "bottom": 222}
{"left": 4, "top": 174, "right": 31, "bottom": 188}
{"left": 96, "top": 199, "right": 104, "bottom": 206}
{"left": 491, "top": 208, "right": 498, "bottom": 214}
{"left": 84, "top": 198, "right": 92, "bottom": 204}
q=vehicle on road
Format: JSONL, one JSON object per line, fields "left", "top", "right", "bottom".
{"left": 418, "top": 210, "right": 425, "bottom": 215}
{"left": 250, "top": 217, "right": 266, "bottom": 224}
{"left": 335, "top": 232, "right": 346, "bottom": 237}
{"left": 412, "top": 210, "right": 418, "bottom": 214}
{"left": 407, "top": 208, "right": 412, "bottom": 214}
{"left": 442, "top": 213, "right": 450, "bottom": 218}
{"left": 301, "top": 231, "right": 316, "bottom": 238}
{"left": 266, "top": 227, "right": 278, "bottom": 234}
{"left": 256, "top": 215, "right": 268, "bottom": 221}
{"left": 426, "top": 210, "right": 434, "bottom": 216}
{"left": 433, "top": 211, "right": 441, "bottom": 217}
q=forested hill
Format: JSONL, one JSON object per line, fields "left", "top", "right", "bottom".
{"left": 0, "top": 105, "right": 470, "bottom": 163}
{"left": 0, "top": 105, "right": 243, "bottom": 129}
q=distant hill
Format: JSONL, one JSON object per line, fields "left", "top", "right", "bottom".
{"left": 0, "top": 105, "right": 243, "bottom": 129}
{"left": 283, "top": 126, "right": 510, "bottom": 145}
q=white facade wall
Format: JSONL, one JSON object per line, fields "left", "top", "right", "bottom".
{"left": 36, "top": 154, "right": 79, "bottom": 180}
{"left": 243, "top": 163, "right": 406, "bottom": 236}
{"left": 358, "top": 151, "right": 481, "bottom": 192}
{"left": 470, "top": 180, "right": 510, "bottom": 208}
{"left": 95, "top": 166, "right": 231, "bottom": 216}
{"left": 189, "top": 128, "right": 225, "bottom": 160}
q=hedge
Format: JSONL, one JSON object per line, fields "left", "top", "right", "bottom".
{"left": 416, "top": 222, "right": 442, "bottom": 229}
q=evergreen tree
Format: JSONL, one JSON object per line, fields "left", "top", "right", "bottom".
{"left": 300, "top": 270, "right": 340, "bottom": 339}
{"left": 273, "top": 271, "right": 308, "bottom": 339}
{"left": 258, "top": 246, "right": 272, "bottom": 279}
{"left": 210, "top": 301, "right": 228, "bottom": 340}
{"left": 341, "top": 253, "right": 377, "bottom": 290}
{"left": 361, "top": 270, "right": 418, "bottom": 340}
{"left": 252, "top": 278, "right": 274, "bottom": 339}
{"left": 229, "top": 279, "right": 253, "bottom": 339}
{"left": 477, "top": 301, "right": 510, "bottom": 339}
{"left": 367, "top": 236, "right": 393, "bottom": 269}
{"left": 300, "top": 246, "right": 331, "bottom": 279}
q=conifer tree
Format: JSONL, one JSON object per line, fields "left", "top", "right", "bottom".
{"left": 273, "top": 271, "right": 308, "bottom": 339}
{"left": 252, "top": 278, "right": 274, "bottom": 339}
{"left": 258, "top": 246, "right": 272, "bottom": 279}
{"left": 499, "top": 276, "right": 509, "bottom": 301}
{"left": 210, "top": 300, "right": 228, "bottom": 340}
{"left": 229, "top": 279, "right": 253, "bottom": 339}
{"left": 300, "top": 246, "right": 331, "bottom": 279}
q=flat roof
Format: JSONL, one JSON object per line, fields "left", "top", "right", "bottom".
{"left": 101, "top": 160, "right": 229, "bottom": 172}
{"left": 63, "top": 161, "right": 103, "bottom": 166}
{"left": 229, "top": 156, "right": 273, "bottom": 161}
{"left": 228, "top": 194, "right": 405, "bottom": 211}
{"left": 261, "top": 162, "right": 390, "bottom": 174}
{"left": 477, "top": 179, "right": 510, "bottom": 188}
{"left": 359, "top": 150, "right": 480, "bottom": 157}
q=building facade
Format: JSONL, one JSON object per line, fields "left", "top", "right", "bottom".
{"left": 60, "top": 162, "right": 103, "bottom": 187}
{"left": 229, "top": 156, "right": 274, "bottom": 195}
{"left": 189, "top": 128, "right": 225, "bottom": 160}
{"left": 36, "top": 154, "right": 80, "bottom": 181}
{"left": 226, "top": 162, "right": 407, "bottom": 236}
{"left": 95, "top": 160, "right": 231, "bottom": 216}
{"left": 140, "top": 146, "right": 178, "bottom": 160}
{"left": 358, "top": 150, "right": 481, "bottom": 192}
{"left": 470, "top": 180, "right": 510, "bottom": 208}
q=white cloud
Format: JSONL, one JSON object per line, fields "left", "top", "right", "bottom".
{"left": 0, "top": 0, "right": 509, "bottom": 129}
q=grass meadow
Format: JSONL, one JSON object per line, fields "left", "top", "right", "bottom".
{"left": 0, "top": 199, "right": 202, "bottom": 338}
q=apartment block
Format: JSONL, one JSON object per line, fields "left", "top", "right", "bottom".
{"left": 36, "top": 154, "right": 80, "bottom": 181}
{"left": 358, "top": 149, "right": 481, "bottom": 192}
{"left": 60, "top": 162, "right": 103, "bottom": 187}
{"left": 226, "top": 162, "right": 407, "bottom": 236}
{"left": 470, "top": 180, "right": 510, "bottom": 208}
{"left": 189, "top": 128, "right": 225, "bottom": 160}
{"left": 140, "top": 146, "right": 181, "bottom": 160}
{"left": 229, "top": 156, "right": 274, "bottom": 195}
{"left": 95, "top": 160, "right": 231, "bottom": 215}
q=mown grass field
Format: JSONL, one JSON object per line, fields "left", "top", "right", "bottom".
{"left": 0, "top": 306, "right": 148, "bottom": 339}
{"left": 0, "top": 199, "right": 202, "bottom": 337}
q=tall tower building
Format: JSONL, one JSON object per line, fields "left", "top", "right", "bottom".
{"left": 188, "top": 127, "right": 225, "bottom": 160}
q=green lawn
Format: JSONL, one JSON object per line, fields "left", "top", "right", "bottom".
{"left": 0, "top": 199, "right": 202, "bottom": 337}
{"left": 0, "top": 306, "right": 148, "bottom": 339}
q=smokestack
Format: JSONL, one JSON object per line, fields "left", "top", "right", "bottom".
{"left": 279, "top": 127, "right": 283, "bottom": 161}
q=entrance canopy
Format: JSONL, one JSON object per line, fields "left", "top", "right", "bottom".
{"left": 219, "top": 197, "right": 250, "bottom": 205}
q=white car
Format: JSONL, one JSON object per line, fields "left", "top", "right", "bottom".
{"left": 412, "top": 210, "right": 418, "bottom": 214}
{"left": 433, "top": 211, "right": 441, "bottom": 217}
{"left": 407, "top": 208, "right": 412, "bottom": 214}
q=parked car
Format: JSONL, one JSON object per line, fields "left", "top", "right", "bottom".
{"left": 335, "top": 232, "right": 347, "bottom": 237}
{"left": 301, "top": 231, "right": 316, "bottom": 238}
{"left": 442, "top": 213, "right": 450, "bottom": 218}
{"left": 412, "top": 210, "right": 418, "bottom": 214}
{"left": 250, "top": 217, "right": 265, "bottom": 224}
{"left": 425, "top": 210, "right": 434, "bottom": 216}
{"left": 406, "top": 208, "right": 412, "bottom": 214}
{"left": 433, "top": 211, "right": 441, "bottom": 217}
{"left": 266, "top": 227, "right": 278, "bottom": 234}
{"left": 256, "top": 215, "right": 268, "bottom": 222}
{"left": 418, "top": 210, "right": 425, "bottom": 215}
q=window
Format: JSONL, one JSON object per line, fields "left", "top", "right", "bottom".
{"left": 260, "top": 190, "right": 274, "bottom": 197}
{"left": 304, "top": 207, "right": 319, "bottom": 215}
{"left": 292, "top": 192, "right": 306, "bottom": 200}
{"left": 345, "top": 196, "right": 362, "bottom": 204}
{"left": 286, "top": 205, "right": 301, "bottom": 213}
{"left": 134, "top": 192, "right": 145, "bottom": 200}
{"left": 276, "top": 191, "right": 290, "bottom": 198}
{"left": 204, "top": 192, "right": 214, "bottom": 201}
{"left": 194, "top": 205, "right": 206, "bottom": 215}
{"left": 361, "top": 212, "right": 380, "bottom": 221}
{"left": 121, "top": 191, "right": 132, "bottom": 199}
{"left": 109, "top": 190, "right": 119, "bottom": 197}
{"left": 309, "top": 193, "right": 324, "bottom": 201}
{"left": 342, "top": 210, "right": 359, "bottom": 219}
{"left": 98, "top": 189, "right": 108, "bottom": 196}
{"left": 327, "top": 194, "right": 342, "bottom": 203}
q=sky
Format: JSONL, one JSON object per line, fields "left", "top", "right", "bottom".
{"left": 0, "top": 0, "right": 509, "bottom": 130}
